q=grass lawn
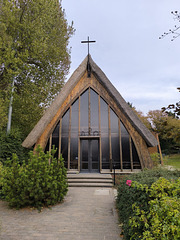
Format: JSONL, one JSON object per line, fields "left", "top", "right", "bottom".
{"left": 163, "top": 154, "right": 180, "bottom": 169}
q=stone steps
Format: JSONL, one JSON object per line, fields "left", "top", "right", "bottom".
{"left": 67, "top": 173, "right": 113, "bottom": 187}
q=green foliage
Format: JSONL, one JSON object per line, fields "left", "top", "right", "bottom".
{"left": 0, "top": 162, "right": 4, "bottom": 199}
{"left": 2, "top": 146, "right": 68, "bottom": 209}
{"left": 150, "top": 153, "right": 161, "bottom": 167}
{"left": 0, "top": 94, "right": 8, "bottom": 130}
{"left": 0, "top": 0, "right": 74, "bottom": 135}
{"left": 147, "top": 110, "right": 180, "bottom": 154}
{"left": 129, "top": 178, "right": 180, "bottom": 240}
{"left": 0, "top": 129, "right": 30, "bottom": 165}
{"left": 116, "top": 168, "right": 180, "bottom": 239}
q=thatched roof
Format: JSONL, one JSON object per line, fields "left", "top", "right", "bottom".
{"left": 22, "top": 55, "right": 157, "bottom": 148}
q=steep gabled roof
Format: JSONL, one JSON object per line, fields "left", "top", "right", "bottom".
{"left": 22, "top": 55, "right": 157, "bottom": 148}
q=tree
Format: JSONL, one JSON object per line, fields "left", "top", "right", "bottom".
{"left": 161, "top": 88, "right": 180, "bottom": 119}
{"left": 159, "top": 11, "right": 180, "bottom": 41}
{"left": 147, "top": 110, "right": 180, "bottom": 154}
{"left": 127, "top": 102, "right": 152, "bottom": 130}
{"left": 0, "top": 0, "right": 74, "bottom": 135}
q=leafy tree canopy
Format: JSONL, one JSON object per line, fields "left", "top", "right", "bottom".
{"left": 0, "top": 0, "right": 74, "bottom": 136}
{"left": 147, "top": 110, "right": 180, "bottom": 154}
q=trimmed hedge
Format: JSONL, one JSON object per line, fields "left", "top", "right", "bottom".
{"left": 116, "top": 168, "right": 180, "bottom": 239}
{"left": 2, "top": 146, "right": 68, "bottom": 210}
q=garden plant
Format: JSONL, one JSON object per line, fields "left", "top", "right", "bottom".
{"left": 116, "top": 168, "right": 180, "bottom": 240}
{"left": 1, "top": 146, "right": 68, "bottom": 210}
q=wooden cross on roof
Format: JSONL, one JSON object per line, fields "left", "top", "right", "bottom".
{"left": 81, "top": 36, "right": 96, "bottom": 77}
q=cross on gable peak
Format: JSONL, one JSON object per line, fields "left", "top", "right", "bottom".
{"left": 81, "top": 36, "right": 96, "bottom": 56}
{"left": 81, "top": 36, "right": 96, "bottom": 78}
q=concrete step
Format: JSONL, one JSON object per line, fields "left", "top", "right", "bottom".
{"left": 67, "top": 173, "right": 112, "bottom": 179}
{"left": 68, "top": 179, "right": 113, "bottom": 183}
{"left": 67, "top": 173, "right": 113, "bottom": 187}
{"left": 68, "top": 182, "right": 113, "bottom": 187}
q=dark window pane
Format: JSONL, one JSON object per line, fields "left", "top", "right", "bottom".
{"left": 70, "top": 99, "right": 79, "bottom": 169}
{"left": 92, "top": 163, "right": 98, "bottom": 169}
{"left": 90, "top": 89, "right": 99, "bottom": 132}
{"left": 121, "top": 121, "right": 131, "bottom": 169}
{"left": 81, "top": 140, "right": 88, "bottom": 170}
{"left": 101, "top": 97, "right": 109, "bottom": 169}
{"left": 110, "top": 109, "right": 120, "bottom": 169}
{"left": 80, "top": 89, "right": 89, "bottom": 133}
{"left": 82, "top": 163, "right": 88, "bottom": 169}
{"left": 132, "top": 140, "right": 141, "bottom": 169}
{"left": 92, "top": 140, "right": 99, "bottom": 170}
{"left": 61, "top": 109, "right": 70, "bottom": 168}
{"left": 52, "top": 121, "right": 60, "bottom": 159}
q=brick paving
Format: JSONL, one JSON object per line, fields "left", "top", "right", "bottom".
{"left": 0, "top": 187, "right": 122, "bottom": 240}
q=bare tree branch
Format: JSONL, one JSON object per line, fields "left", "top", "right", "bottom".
{"left": 159, "top": 11, "right": 180, "bottom": 41}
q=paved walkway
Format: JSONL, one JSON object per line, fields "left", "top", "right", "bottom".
{"left": 0, "top": 187, "right": 122, "bottom": 240}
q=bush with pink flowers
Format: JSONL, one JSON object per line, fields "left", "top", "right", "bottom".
{"left": 116, "top": 168, "right": 180, "bottom": 239}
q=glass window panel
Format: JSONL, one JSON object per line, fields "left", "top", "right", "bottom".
{"left": 61, "top": 109, "right": 69, "bottom": 168}
{"left": 121, "top": 121, "right": 131, "bottom": 169}
{"left": 70, "top": 99, "right": 79, "bottom": 169}
{"left": 110, "top": 109, "right": 120, "bottom": 169}
{"left": 81, "top": 140, "right": 88, "bottom": 170}
{"left": 132, "top": 140, "right": 141, "bottom": 169}
{"left": 90, "top": 89, "right": 99, "bottom": 132}
{"left": 100, "top": 97, "right": 109, "bottom": 169}
{"left": 52, "top": 121, "right": 60, "bottom": 159}
{"left": 92, "top": 140, "right": 99, "bottom": 162}
{"left": 92, "top": 163, "right": 98, "bottom": 169}
{"left": 92, "top": 140, "right": 99, "bottom": 170}
{"left": 80, "top": 89, "right": 89, "bottom": 133}
{"left": 82, "top": 163, "right": 88, "bottom": 169}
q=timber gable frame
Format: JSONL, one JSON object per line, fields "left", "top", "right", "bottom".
{"left": 22, "top": 54, "right": 158, "bottom": 170}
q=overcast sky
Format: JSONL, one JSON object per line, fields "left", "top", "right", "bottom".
{"left": 62, "top": 0, "right": 180, "bottom": 115}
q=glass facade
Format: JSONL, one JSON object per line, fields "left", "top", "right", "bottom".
{"left": 45, "top": 87, "right": 141, "bottom": 171}
{"left": 111, "top": 109, "right": 120, "bottom": 169}
{"left": 101, "top": 97, "right": 109, "bottom": 169}
{"left": 70, "top": 99, "right": 79, "bottom": 169}
{"left": 61, "top": 109, "right": 69, "bottom": 168}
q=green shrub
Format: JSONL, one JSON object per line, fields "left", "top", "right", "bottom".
{"left": 2, "top": 146, "right": 68, "bottom": 209}
{"left": 0, "top": 129, "right": 30, "bottom": 165}
{"left": 0, "top": 162, "right": 4, "bottom": 199}
{"left": 150, "top": 152, "right": 161, "bottom": 167}
{"left": 116, "top": 168, "right": 180, "bottom": 239}
{"left": 129, "top": 178, "right": 180, "bottom": 240}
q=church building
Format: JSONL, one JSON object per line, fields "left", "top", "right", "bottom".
{"left": 22, "top": 54, "right": 157, "bottom": 173}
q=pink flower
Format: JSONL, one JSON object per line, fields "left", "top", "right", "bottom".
{"left": 126, "top": 180, "right": 132, "bottom": 186}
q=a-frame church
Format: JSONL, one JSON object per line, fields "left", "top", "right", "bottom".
{"left": 22, "top": 54, "right": 157, "bottom": 173}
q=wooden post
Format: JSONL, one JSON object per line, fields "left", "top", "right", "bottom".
{"left": 88, "top": 87, "right": 91, "bottom": 132}
{"left": 68, "top": 106, "right": 71, "bottom": 170}
{"left": 59, "top": 119, "right": 62, "bottom": 159}
{"left": 78, "top": 96, "right": 81, "bottom": 172}
{"left": 119, "top": 119, "right": 123, "bottom": 171}
{"left": 108, "top": 106, "right": 112, "bottom": 171}
{"left": 156, "top": 133, "right": 163, "bottom": 165}
{"left": 129, "top": 137, "right": 133, "bottom": 171}
{"left": 99, "top": 95, "right": 102, "bottom": 172}
{"left": 49, "top": 134, "right": 52, "bottom": 164}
